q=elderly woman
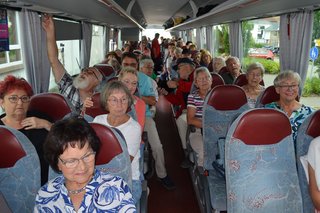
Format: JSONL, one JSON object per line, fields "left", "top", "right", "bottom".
{"left": 92, "top": 81, "right": 142, "bottom": 204}
{"left": 34, "top": 117, "right": 136, "bottom": 212}
{"left": 0, "top": 75, "right": 52, "bottom": 185}
{"left": 212, "top": 56, "right": 226, "bottom": 74}
{"left": 177, "top": 67, "right": 212, "bottom": 167}
{"left": 264, "top": 70, "right": 314, "bottom": 143}
{"left": 241, "top": 62, "right": 265, "bottom": 108}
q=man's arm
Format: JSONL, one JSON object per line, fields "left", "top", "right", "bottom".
{"left": 42, "top": 14, "right": 66, "bottom": 83}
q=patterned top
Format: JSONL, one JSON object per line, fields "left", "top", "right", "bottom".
{"left": 264, "top": 102, "right": 314, "bottom": 143}
{"left": 57, "top": 72, "right": 82, "bottom": 113}
{"left": 34, "top": 169, "right": 136, "bottom": 213}
{"left": 187, "top": 89, "right": 205, "bottom": 118}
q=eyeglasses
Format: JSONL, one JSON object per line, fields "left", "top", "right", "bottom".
{"left": 278, "top": 84, "right": 299, "bottom": 90}
{"left": 59, "top": 151, "right": 96, "bottom": 169}
{"left": 121, "top": 80, "right": 138, "bottom": 87}
{"left": 248, "top": 73, "right": 262, "bottom": 78}
{"left": 108, "top": 97, "right": 129, "bottom": 106}
{"left": 7, "top": 95, "right": 30, "bottom": 103}
{"left": 81, "top": 68, "right": 99, "bottom": 80}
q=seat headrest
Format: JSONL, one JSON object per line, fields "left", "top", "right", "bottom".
{"left": 94, "top": 64, "right": 115, "bottom": 77}
{"left": 29, "top": 93, "right": 72, "bottom": 121}
{"left": 0, "top": 127, "right": 26, "bottom": 168}
{"left": 85, "top": 93, "right": 109, "bottom": 117}
{"left": 90, "top": 123, "right": 123, "bottom": 165}
{"left": 207, "top": 85, "right": 247, "bottom": 110}
{"left": 306, "top": 110, "right": 320, "bottom": 138}
{"left": 259, "top": 86, "right": 280, "bottom": 106}
{"left": 233, "top": 109, "right": 292, "bottom": 145}
{"left": 211, "top": 73, "right": 225, "bottom": 88}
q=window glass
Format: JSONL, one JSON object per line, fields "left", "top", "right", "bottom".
{"left": 242, "top": 17, "right": 280, "bottom": 88}
{"left": 89, "top": 25, "right": 104, "bottom": 66}
{"left": 7, "top": 10, "right": 18, "bottom": 45}
{"left": 212, "top": 24, "right": 229, "bottom": 57}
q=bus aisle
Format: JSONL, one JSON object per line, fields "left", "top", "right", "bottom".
{"left": 147, "top": 95, "right": 200, "bottom": 213}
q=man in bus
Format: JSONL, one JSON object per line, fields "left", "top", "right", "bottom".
{"left": 121, "top": 52, "right": 176, "bottom": 190}
{"left": 42, "top": 14, "right": 104, "bottom": 113}
{"left": 151, "top": 33, "right": 162, "bottom": 74}
{"left": 220, "top": 56, "right": 242, "bottom": 84}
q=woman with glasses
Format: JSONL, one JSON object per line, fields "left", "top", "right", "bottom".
{"left": 241, "top": 62, "right": 265, "bottom": 108}
{"left": 0, "top": 75, "right": 52, "bottom": 185}
{"left": 264, "top": 70, "right": 314, "bottom": 143}
{"left": 92, "top": 81, "right": 142, "bottom": 204}
{"left": 34, "top": 117, "right": 136, "bottom": 212}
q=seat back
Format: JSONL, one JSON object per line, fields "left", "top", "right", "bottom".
{"left": 29, "top": 93, "right": 74, "bottom": 122}
{"left": 0, "top": 126, "right": 40, "bottom": 213}
{"left": 225, "top": 109, "right": 302, "bottom": 212}
{"left": 234, "top": 73, "right": 264, "bottom": 87}
{"left": 211, "top": 73, "right": 225, "bottom": 88}
{"left": 203, "top": 85, "right": 249, "bottom": 170}
{"left": 91, "top": 123, "right": 132, "bottom": 188}
{"left": 94, "top": 63, "right": 116, "bottom": 80}
{"left": 296, "top": 110, "right": 320, "bottom": 212}
{"left": 85, "top": 93, "right": 109, "bottom": 118}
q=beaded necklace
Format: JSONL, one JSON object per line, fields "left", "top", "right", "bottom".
{"left": 67, "top": 185, "right": 86, "bottom": 195}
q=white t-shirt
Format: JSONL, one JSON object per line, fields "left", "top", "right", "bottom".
{"left": 93, "top": 114, "right": 141, "bottom": 180}
{"left": 301, "top": 136, "right": 320, "bottom": 190}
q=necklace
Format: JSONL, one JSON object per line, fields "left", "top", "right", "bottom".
{"left": 67, "top": 185, "right": 86, "bottom": 195}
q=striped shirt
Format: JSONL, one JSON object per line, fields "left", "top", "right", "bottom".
{"left": 187, "top": 89, "right": 205, "bottom": 118}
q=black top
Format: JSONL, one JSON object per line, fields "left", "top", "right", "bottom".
{"left": 0, "top": 110, "right": 52, "bottom": 186}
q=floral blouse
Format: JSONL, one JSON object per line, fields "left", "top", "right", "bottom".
{"left": 34, "top": 169, "right": 136, "bottom": 213}
{"left": 264, "top": 102, "right": 314, "bottom": 143}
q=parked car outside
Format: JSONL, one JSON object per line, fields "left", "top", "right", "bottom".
{"left": 248, "top": 48, "right": 274, "bottom": 60}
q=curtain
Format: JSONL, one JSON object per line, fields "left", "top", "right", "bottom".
{"left": 279, "top": 10, "right": 314, "bottom": 89}
{"left": 103, "top": 26, "right": 109, "bottom": 55}
{"left": 19, "top": 9, "right": 50, "bottom": 94}
{"left": 186, "top": 29, "right": 192, "bottom": 42}
{"left": 229, "top": 21, "right": 243, "bottom": 61}
{"left": 196, "top": 27, "right": 201, "bottom": 49}
{"left": 206, "top": 26, "right": 213, "bottom": 55}
{"left": 80, "top": 21, "right": 92, "bottom": 69}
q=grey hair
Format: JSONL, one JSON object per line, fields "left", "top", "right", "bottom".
{"left": 213, "top": 57, "right": 226, "bottom": 66}
{"left": 193, "top": 66, "right": 212, "bottom": 81}
{"left": 139, "top": 58, "right": 154, "bottom": 69}
{"left": 100, "top": 81, "right": 134, "bottom": 111}
{"left": 118, "top": 66, "right": 138, "bottom": 80}
{"left": 246, "top": 62, "right": 265, "bottom": 76}
{"left": 175, "top": 47, "right": 183, "bottom": 55}
{"left": 273, "top": 70, "right": 301, "bottom": 87}
{"left": 226, "top": 56, "right": 240, "bottom": 65}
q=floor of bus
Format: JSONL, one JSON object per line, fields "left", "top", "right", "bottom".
{"left": 147, "top": 95, "right": 200, "bottom": 213}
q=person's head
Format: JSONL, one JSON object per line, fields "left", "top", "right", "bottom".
{"left": 182, "top": 48, "right": 191, "bottom": 58}
{"left": 115, "top": 49, "right": 123, "bottom": 58}
{"left": 174, "top": 47, "right": 183, "bottom": 59}
{"left": 155, "top": 33, "right": 160, "bottom": 39}
{"left": 200, "top": 50, "right": 212, "bottom": 66}
{"left": 108, "top": 58, "right": 121, "bottom": 74}
{"left": 191, "top": 50, "right": 201, "bottom": 64}
{"left": 123, "top": 43, "right": 131, "bottom": 52}
{"left": 118, "top": 66, "right": 138, "bottom": 95}
{"left": 73, "top": 67, "right": 103, "bottom": 90}
{"left": 44, "top": 117, "right": 100, "bottom": 182}
{"left": 245, "top": 62, "right": 265, "bottom": 87}
{"left": 121, "top": 52, "right": 139, "bottom": 70}
{"left": 212, "top": 57, "right": 226, "bottom": 72}
{"left": 189, "top": 44, "right": 197, "bottom": 51}
{"left": 140, "top": 58, "right": 154, "bottom": 77}
{"left": 174, "top": 58, "right": 195, "bottom": 80}
{"left": 226, "top": 56, "right": 241, "bottom": 77}
{"left": 100, "top": 81, "right": 134, "bottom": 115}
{"left": 168, "top": 42, "right": 176, "bottom": 53}
{"left": 186, "top": 41, "right": 193, "bottom": 48}
{"left": 193, "top": 67, "right": 212, "bottom": 91}
{"left": 105, "top": 51, "right": 118, "bottom": 62}
{"left": 274, "top": 70, "right": 301, "bottom": 102}
{"left": 0, "top": 75, "right": 33, "bottom": 117}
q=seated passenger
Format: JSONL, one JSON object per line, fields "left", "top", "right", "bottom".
{"left": 264, "top": 70, "right": 314, "bottom": 144}
{"left": 178, "top": 67, "right": 212, "bottom": 167}
{"left": 0, "top": 75, "right": 52, "bottom": 185}
{"left": 34, "top": 117, "right": 135, "bottom": 212}
{"left": 300, "top": 136, "right": 320, "bottom": 212}
{"left": 42, "top": 14, "right": 105, "bottom": 113}
{"left": 241, "top": 62, "right": 265, "bottom": 108}
{"left": 92, "top": 81, "right": 142, "bottom": 203}
{"left": 200, "top": 49, "right": 212, "bottom": 68}
{"left": 220, "top": 56, "right": 242, "bottom": 84}
{"left": 211, "top": 56, "right": 226, "bottom": 74}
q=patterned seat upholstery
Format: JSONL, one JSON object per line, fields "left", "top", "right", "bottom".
{"left": 225, "top": 109, "right": 303, "bottom": 212}
{"left": 202, "top": 85, "right": 249, "bottom": 211}
{"left": 29, "top": 92, "right": 75, "bottom": 122}
{"left": 0, "top": 125, "right": 40, "bottom": 213}
{"left": 296, "top": 110, "right": 320, "bottom": 212}
{"left": 92, "top": 123, "right": 132, "bottom": 188}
